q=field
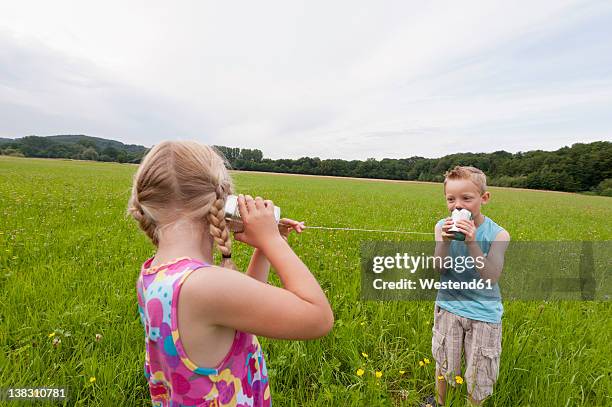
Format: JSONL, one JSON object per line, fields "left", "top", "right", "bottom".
{"left": 1, "top": 156, "right": 611, "bottom": 406}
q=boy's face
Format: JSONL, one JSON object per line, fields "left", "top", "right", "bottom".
{"left": 444, "top": 179, "right": 490, "bottom": 216}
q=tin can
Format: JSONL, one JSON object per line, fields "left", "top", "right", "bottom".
{"left": 223, "top": 194, "right": 281, "bottom": 232}
{"left": 448, "top": 208, "right": 472, "bottom": 241}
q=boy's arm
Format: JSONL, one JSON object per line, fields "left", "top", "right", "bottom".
{"left": 467, "top": 230, "right": 510, "bottom": 283}
{"left": 434, "top": 219, "right": 452, "bottom": 272}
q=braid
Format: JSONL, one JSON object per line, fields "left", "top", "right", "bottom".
{"left": 128, "top": 195, "right": 159, "bottom": 246}
{"left": 207, "top": 183, "right": 237, "bottom": 270}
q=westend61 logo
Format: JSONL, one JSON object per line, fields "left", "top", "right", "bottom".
{"left": 370, "top": 253, "right": 492, "bottom": 292}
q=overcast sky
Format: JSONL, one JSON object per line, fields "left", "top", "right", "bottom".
{"left": 1, "top": 1, "right": 611, "bottom": 159}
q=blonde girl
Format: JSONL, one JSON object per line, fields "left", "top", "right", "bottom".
{"left": 128, "top": 140, "right": 333, "bottom": 406}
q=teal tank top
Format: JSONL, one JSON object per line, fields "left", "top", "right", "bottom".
{"left": 435, "top": 215, "right": 506, "bottom": 323}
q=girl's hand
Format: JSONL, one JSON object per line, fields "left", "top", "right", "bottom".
{"left": 454, "top": 219, "right": 477, "bottom": 242}
{"left": 278, "top": 218, "right": 305, "bottom": 241}
{"left": 440, "top": 217, "right": 454, "bottom": 241}
{"left": 233, "top": 194, "right": 283, "bottom": 250}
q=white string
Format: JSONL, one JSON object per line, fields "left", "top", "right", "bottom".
{"left": 303, "top": 225, "right": 434, "bottom": 235}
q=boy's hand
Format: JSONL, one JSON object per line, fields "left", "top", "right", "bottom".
{"left": 440, "top": 217, "right": 455, "bottom": 241}
{"left": 454, "top": 219, "right": 477, "bottom": 242}
{"left": 234, "top": 194, "right": 283, "bottom": 250}
{"left": 278, "top": 218, "right": 305, "bottom": 241}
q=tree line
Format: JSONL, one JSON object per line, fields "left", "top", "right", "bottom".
{"left": 216, "top": 143, "right": 611, "bottom": 196}
{"left": 1, "top": 135, "right": 610, "bottom": 196}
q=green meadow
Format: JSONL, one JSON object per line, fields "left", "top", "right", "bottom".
{"left": 1, "top": 156, "right": 610, "bottom": 406}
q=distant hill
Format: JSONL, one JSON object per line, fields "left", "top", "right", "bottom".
{"left": 0, "top": 134, "right": 148, "bottom": 163}
{"left": 46, "top": 134, "right": 147, "bottom": 155}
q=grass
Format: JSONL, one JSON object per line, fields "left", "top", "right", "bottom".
{"left": 0, "top": 156, "right": 611, "bottom": 406}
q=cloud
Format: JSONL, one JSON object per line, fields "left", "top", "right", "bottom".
{"left": 0, "top": 0, "right": 610, "bottom": 159}
{"left": 0, "top": 31, "right": 210, "bottom": 142}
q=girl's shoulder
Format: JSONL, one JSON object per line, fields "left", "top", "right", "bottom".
{"left": 178, "top": 263, "right": 243, "bottom": 297}
{"left": 142, "top": 256, "right": 211, "bottom": 275}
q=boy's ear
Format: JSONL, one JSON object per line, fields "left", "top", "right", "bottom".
{"left": 481, "top": 191, "right": 491, "bottom": 204}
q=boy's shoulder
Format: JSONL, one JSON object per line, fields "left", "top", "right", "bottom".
{"left": 485, "top": 215, "right": 504, "bottom": 229}
{"left": 484, "top": 216, "right": 510, "bottom": 240}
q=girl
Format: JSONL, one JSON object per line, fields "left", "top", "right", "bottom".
{"left": 127, "top": 140, "right": 334, "bottom": 406}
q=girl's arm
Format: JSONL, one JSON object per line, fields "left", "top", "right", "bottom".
{"left": 181, "top": 195, "right": 333, "bottom": 340}
{"left": 244, "top": 219, "right": 304, "bottom": 283}
{"left": 244, "top": 248, "right": 271, "bottom": 283}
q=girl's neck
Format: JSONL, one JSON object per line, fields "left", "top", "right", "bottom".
{"left": 153, "top": 219, "right": 214, "bottom": 266}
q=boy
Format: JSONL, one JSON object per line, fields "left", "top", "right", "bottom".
{"left": 430, "top": 166, "right": 510, "bottom": 406}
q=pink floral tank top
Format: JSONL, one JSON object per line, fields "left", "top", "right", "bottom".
{"left": 136, "top": 256, "right": 272, "bottom": 406}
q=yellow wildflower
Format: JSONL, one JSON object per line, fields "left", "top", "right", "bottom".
{"left": 455, "top": 375, "right": 464, "bottom": 384}
{"left": 375, "top": 371, "right": 383, "bottom": 378}
{"left": 424, "top": 358, "right": 430, "bottom": 364}
{"left": 437, "top": 375, "right": 445, "bottom": 380}
{"left": 356, "top": 368, "right": 364, "bottom": 377}
{"left": 48, "top": 332, "right": 55, "bottom": 338}
{"left": 361, "top": 352, "right": 368, "bottom": 358}
{"left": 418, "top": 360, "right": 425, "bottom": 367}
{"left": 399, "top": 370, "right": 405, "bottom": 375}
{"left": 89, "top": 377, "right": 96, "bottom": 383}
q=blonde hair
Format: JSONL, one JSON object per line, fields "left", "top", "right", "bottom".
{"left": 443, "top": 166, "right": 487, "bottom": 195}
{"left": 127, "top": 140, "right": 237, "bottom": 270}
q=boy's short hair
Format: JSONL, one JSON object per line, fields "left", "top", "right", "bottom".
{"left": 443, "top": 166, "right": 487, "bottom": 195}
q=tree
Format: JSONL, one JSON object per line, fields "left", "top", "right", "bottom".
{"left": 102, "top": 146, "right": 119, "bottom": 161}
{"left": 77, "top": 139, "right": 97, "bottom": 149}
{"left": 595, "top": 178, "right": 612, "bottom": 196}
{"left": 0, "top": 147, "right": 24, "bottom": 157}
{"left": 80, "top": 147, "right": 99, "bottom": 161}
{"left": 239, "top": 149, "right": 263, "bottom": 162}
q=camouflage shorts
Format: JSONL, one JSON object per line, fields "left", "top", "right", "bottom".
{"left": 431, "top": 305, "right": 502, "bottom": 402}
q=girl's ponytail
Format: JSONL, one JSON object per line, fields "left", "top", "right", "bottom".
{"left": 207, "top": 182, "right": 237, "bottom": 270}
